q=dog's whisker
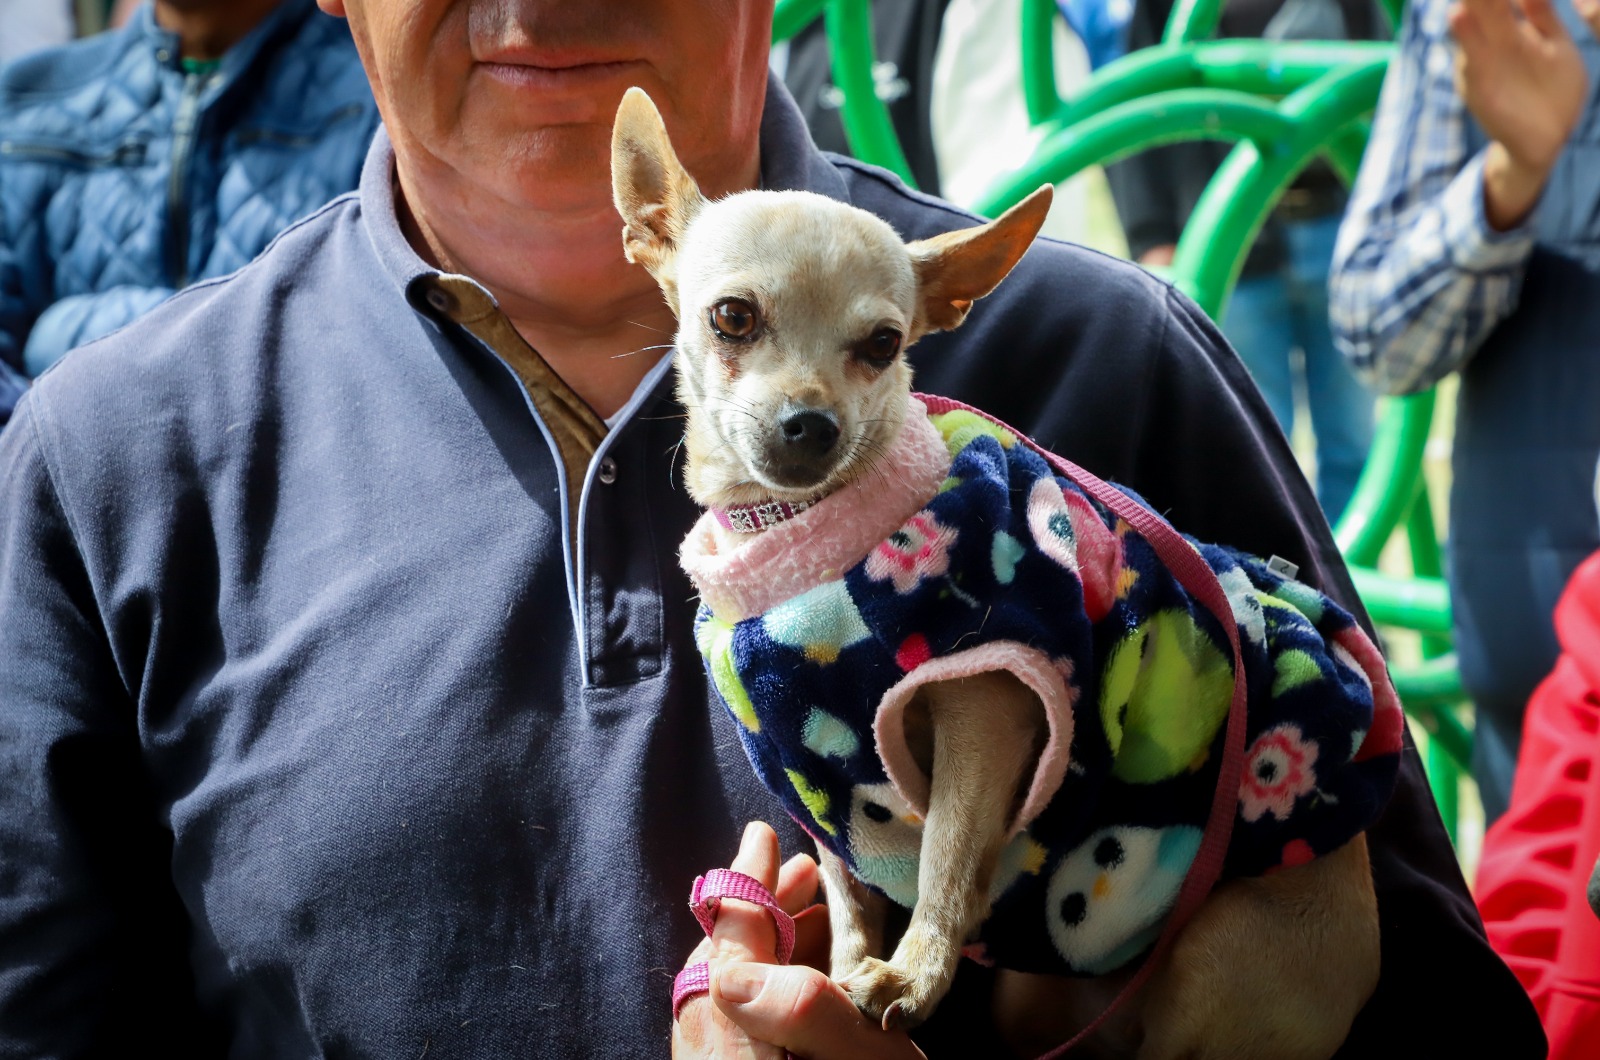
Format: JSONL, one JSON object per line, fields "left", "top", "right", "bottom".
{"left": 624, "top": 318, "right": 676, "bottom": 336}
{"left": 611, "top": 343, "right": 679, "bottom": 361}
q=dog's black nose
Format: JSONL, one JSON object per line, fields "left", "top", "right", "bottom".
{"left": 777, "top": 409, "right": 840, "bottom": 459}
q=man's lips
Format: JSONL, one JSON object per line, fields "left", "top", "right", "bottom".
{"left": 475, "top": 56, "right": 646, "bottom": 91}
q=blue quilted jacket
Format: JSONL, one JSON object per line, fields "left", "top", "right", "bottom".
{"left": 0, "top": 0, "right": 377, "bottom": 425}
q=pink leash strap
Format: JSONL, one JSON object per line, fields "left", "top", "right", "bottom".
{"left": 671, "top": 869, "right": 797, "bottom": 1020}
{"left": 915, "top": 394, "right": 1250, "bottom": 1059}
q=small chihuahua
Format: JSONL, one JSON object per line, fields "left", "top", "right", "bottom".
{"left": 612, "top": 87, "right": 1395, "bottom": 1058}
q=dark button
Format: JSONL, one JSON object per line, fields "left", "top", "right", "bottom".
{"left": 424, "top": 284, "right": 458, "bottom": 316}
{"left": 597, "top": 456, "right": 618, "bottom": 485}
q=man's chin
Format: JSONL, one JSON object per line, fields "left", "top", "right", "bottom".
{"left": 458, "top": 125, "right": 616, "bottom": 214}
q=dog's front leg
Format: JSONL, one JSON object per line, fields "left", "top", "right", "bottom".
{"left": 817, "top": 844, "right": 891, "bottom": 980}
{"left": 842, "top": 670, "right": 1045, "bottom": 1030}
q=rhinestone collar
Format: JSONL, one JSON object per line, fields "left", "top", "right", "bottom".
{"left": 712, "top": 498, "right": 820, "bottom": 534}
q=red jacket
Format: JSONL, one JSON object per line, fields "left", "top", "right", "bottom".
{"left": 1478, "top": 549, "right": 1600, "bottom": 1058}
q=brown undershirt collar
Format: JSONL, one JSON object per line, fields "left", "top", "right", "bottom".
{"left": 417, "top": 274, "right": 608, "bottom": 541}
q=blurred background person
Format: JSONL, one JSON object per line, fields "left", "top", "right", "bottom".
{"left": 1329, "top": 0, "right": 1600, "bottom": 825}
{"left": 0, "top": 0, "right": 378, "bottom": 427}
{"left": 1474, "top": 542, "right": 1600, "bottom": 1059}
{"left": 0, "top": 0, "right": 74, "bottom": 64}
{"left": 111, "top": 0, "right": 141, "bottom": 29}
{"left": 1108, "top": 0, "right": 1388, "bottom": 526}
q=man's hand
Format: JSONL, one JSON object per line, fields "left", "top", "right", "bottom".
{"left": 1450, "top": 0, "right": 1596, "bottom": 230}
{"left": 671, "top": 822, "right": 926, "bottom": 1059}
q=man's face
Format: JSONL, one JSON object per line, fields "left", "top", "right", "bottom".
{"left": 320, "top": 0, "right": 773, "bottom": 215}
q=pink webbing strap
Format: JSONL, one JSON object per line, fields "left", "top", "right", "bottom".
{"left": 671, "top": 962, "right": 712, "bottom": 1020}
{"left": 915, "top": 394, "right": 1250, "bottom": 1059}
{"left": 671, "top": 869, "right": 797, "bottom": 1020}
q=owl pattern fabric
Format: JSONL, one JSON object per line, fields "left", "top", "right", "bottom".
{"left": 680, "top": 398, "right": 1403, "bottom": 977}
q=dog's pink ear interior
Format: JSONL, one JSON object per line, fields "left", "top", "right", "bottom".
{"left": 907, "top": 185, "right": 1053, "bottom": 335}
{"left": 610, "top": 87, "right": 705, "bottom": 306}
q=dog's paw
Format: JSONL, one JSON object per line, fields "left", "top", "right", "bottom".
{"left": 839, "top": 957, "right": 942, "bottom": 1032}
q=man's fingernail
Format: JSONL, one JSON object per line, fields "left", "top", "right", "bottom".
{"left": 741, "top": 821, "right": 762, "bottom": 847}
{"left": 716, "top": 962, "right": 768, "bottom": 1005}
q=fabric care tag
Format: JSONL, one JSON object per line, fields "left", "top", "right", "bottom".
{"left": 1266, "top": 555, "right": 1300, "bottom": 579}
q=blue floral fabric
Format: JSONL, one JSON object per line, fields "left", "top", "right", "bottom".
{"left": 693, "top": 408, "right": 1403, "bottom": 976}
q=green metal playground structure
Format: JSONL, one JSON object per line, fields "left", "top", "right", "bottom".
{"left": 772, "top": 0, "right": 1474, "bottom": 842}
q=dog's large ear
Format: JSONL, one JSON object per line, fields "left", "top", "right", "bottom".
{"left": 611, "top": 87, "right": 705, "bottom": 310}
{"left": 906, "top": 185, "right": 1053, "bottom": 336}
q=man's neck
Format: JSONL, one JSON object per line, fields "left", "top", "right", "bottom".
{"left": 394, "top": 150, "right": 761, "bottom": 420}
{"left": 154, "top": 0, "right": 284, "bottom": 62}
{"left": 398, "top": 188, "right": 678, "bottom": 419}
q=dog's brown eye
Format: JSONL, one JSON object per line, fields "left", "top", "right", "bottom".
{"left": 709, "top": 299, "right": 761, "bottom": 342}
{"left": 855, "top": 327, "right": 903, "bottom": 368}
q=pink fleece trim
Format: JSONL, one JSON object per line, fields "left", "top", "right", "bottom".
{"left": 1338, "top": 626, "right": 1405, "bottom": 764}
{"left": 680, "top": 399, "right": 953, "bottom": 623}
{"left": 874, "top": 642, "right": 1078, "bottom": 837}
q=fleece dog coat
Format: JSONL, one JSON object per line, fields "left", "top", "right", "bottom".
{"left": 680, "top": 398, "right": 1404, "bottom": 977}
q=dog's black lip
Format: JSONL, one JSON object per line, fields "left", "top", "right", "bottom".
{"left": 761, "top": 461, "right": 837, "bottom": 492}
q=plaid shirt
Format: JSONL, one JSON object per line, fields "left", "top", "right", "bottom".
{"left": 1328, "top": 0, "right": 1539, "bottom": 396}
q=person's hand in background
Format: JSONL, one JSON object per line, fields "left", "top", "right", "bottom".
{"left": 1451, "top": 0, "right": 1599, "bottom": 229}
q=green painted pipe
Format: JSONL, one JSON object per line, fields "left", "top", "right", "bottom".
{"left": 1046, "top": 40, "right": 1389, "bottom": 136}
{"left": 1378, "top": 0, "right": 1406, "bottom": 36}
{"left": 1335, "top": 391, "right": 1435, "bottom": 568}
{"left": 1050, "top": 47, "right": 1202, "bottom": 131}
{"left": 1405, "top": 489, "right": 1466, "bottom": 832}
{"left": 1322, "top": 119, "right": 1370, "bottom": 186}
{"left": 1386, "top": 533, "right": 1470, "bottom": 813}
{"left": 823, "top": 0, "right": 918, "bottom": 186}
{"left": 1192, "top": 39, "right": 1393, "bottom": 95}
{"left": 974, "top": 89, "right": 1298, "bottom": 214}
{"left": 1402, "top": 694, "right": 1473, "bottom": 783}
{"left": 1349, "top": 566, "right": 1453, "bottom": 633}
{"left": 1165, "top": 0, "right": 1225, "bottom": 43}
{"left": 771, "top": 0, "right": 826, "bottom": 43}
{"left": 1393, "top": 659, "right": 1468, "bottom": 711}
{"left": 1392, "top": 656, "right": 1469, "bottom": 714}
{"left": 1173, "top": 59, "right": 1388, "bottom": 317}
{"left": 1022, "top": 0, "right": 1061, "bottom": 127}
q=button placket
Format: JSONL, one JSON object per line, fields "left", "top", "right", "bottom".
{"left": 580, "top": 434, "right": 665, "bottom": 687}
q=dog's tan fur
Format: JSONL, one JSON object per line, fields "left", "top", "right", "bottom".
{"left": 612, "top": 87, "right": 1378, "bottom": 1057}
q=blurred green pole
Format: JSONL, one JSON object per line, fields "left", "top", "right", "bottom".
{"left": 823, "top": 0, "right": 918, "bottom": 186}
{"left": 1021, "top": 0, "right": 1063, "bottom": 126}
{"left": 975, "top": 90, "right": 1297, "bottom": 214}
{"left": 1335, "top": 392, "right": 1434, "bottom": 569}
{"left": 1164, "top": 0, "right": 1225, "bottom": 43}
{"left": 1407, "top": 487, "right": 1464, "bottom": 841}
{"left": 1173, "top": 59, "right": 1389, "bottom": 318}
{"left": 771, "top": 0, "right": 827, "bottom": 42}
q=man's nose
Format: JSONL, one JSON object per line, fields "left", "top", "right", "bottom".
{"left": 776, "top": 407, "right": 840, "bottom": 459}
